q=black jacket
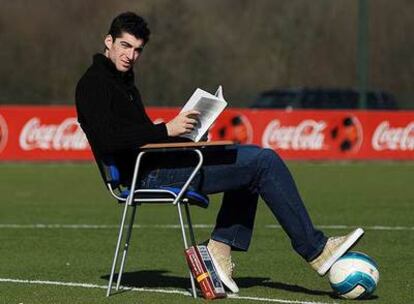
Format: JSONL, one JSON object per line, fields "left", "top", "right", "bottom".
{"left": 75, "top": 54, "right": 169, "bottom": 184}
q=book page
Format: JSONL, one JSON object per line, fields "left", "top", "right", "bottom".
{"left": 180, "top": 87, "right": 227, "bottom": 142}
{"left": 214, "top": 85, "right": 223, "bottom": 99}
{"left": 180, "top": 88, "right": 216, "bottom": 112}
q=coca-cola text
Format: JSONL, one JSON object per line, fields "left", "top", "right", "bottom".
{"left": 262, "top": 119, "right": 326, "bottom": 150}
{"left": 19, "top": 117, "right": 89, "bottom": 151}
{"left": 372, "top": 121, "right": 414, "bottom": 151}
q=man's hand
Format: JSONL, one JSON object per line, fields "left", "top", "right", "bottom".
{"left": 166, "top": 110, "right": 200, "bottom": 137}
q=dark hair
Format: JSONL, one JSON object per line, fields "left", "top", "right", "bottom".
{"left": 107, "top": 12, "right": 150, "bottom": 44}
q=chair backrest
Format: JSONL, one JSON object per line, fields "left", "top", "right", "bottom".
{"left": 95, "top": 155, "right": 122, "bottom": 190}
{"left": 93, "top": 150, "right": 210, "bottom": 208}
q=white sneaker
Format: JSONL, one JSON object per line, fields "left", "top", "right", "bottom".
{"left": 207, "top": 241, "right": 239, "bottom": 293}
{"left": 310, "top": 228, "right": 365, "bottom": 276}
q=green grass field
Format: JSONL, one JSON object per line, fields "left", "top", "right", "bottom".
{"left": 0, "top": 161, "right": 413, "bottom": 304}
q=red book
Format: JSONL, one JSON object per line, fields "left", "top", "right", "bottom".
{"left": 185, "top": 245, "right": 226, "bottom": 300}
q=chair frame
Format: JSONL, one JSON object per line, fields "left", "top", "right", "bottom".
{"left": 105, "top": 141, "right": 232, "bottom": 297}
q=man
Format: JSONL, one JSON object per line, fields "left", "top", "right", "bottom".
{"left": 76, "top": 12, "right": 364, "bottom": 293}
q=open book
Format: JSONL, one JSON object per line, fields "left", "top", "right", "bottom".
{"left": 179, "top": 86, "right": 227, "bottom": 142}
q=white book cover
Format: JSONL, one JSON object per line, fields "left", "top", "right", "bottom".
{"left": 179, "top": 85, "right": 227, "bottom": 142}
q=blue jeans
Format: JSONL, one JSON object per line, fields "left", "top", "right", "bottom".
{"left": 141, "top": 144, "right": 327, "bottom": 262}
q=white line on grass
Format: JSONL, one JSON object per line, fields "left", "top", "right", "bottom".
{"left": 0, "top": 277, "right": 188, "bottom": 295}
{"left": 0, "top": 277, "right": 337, "bottom": 304}
{"left": 0, "top": 224, "right": 209, "bottom": 229}
{"left": 0, "top": 223, "right": 413, "bottom": 231}
{"left": 228, "top": 294, "right": 336, "bottom": 304}
{"left": 267, "top": 225, "right": 414, "bottom": 231}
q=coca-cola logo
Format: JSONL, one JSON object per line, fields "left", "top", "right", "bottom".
{"left": 0, "top": 114, "right": 8, "bottom": 153}
{"left": 262, "top": 119, "right": 326, "bottom": 150}
{"left": 372, "top": 121, "right": 414, "bottom": 151}
{"left": 19, "top": 117, "right": 89, "bottom": 151}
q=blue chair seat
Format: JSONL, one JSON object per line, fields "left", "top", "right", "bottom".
{"left": 119, "top": 186, "right": 209, "bottom": 208}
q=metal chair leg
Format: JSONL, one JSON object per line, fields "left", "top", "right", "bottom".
{"left": 177, "top": 201, "right": 197, "bottom": 298}
{"left": 116, "top": 204, "right": 138, "bottom": 290}
{"left": 184, "top": 202, "right": 196, "bottom": 247}
{"left": 106, "top": 201, "right": 130, "bottom": 297}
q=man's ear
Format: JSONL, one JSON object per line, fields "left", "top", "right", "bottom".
{"left": 104, "top": 35, "right": 114, "bottom": 50}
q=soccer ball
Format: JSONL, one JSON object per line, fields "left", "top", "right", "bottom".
{"left": 212, "top": 114, "right": 253, "bottom": 144}
{"left": 329, "top": 115, "right": 363, "bottom": 153}
{"left": 328, "top": 251, "right": 379, "bottom": 299}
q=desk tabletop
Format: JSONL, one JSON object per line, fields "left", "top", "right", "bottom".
{"left": 141, "top": 141, "right": 234, "bottom": 149}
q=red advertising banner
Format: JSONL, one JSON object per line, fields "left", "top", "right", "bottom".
{"left": 0, "top": 106, "right": 90, "bottom": 161}
{"left": 0, "top": 105, "right": 413, "bottom": 161}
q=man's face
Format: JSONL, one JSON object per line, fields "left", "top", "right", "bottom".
{"left": 104, "top": 32, "right": 144, "bottom": 72}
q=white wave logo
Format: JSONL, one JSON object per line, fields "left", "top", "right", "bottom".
{"left": 0, "top": 114, "right": 8, "bottom": 153}
{"left": 262, "top": 119, "right": 326, "bottom": 150}
{"left": 19, "top": 117, "right": 89, "bottom": 151}
{"left": 372, "top": 121, "right": 414, "bottom": 151}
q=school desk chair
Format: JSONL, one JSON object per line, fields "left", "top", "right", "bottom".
{"left": 96, "top": 141, "right": 233, "bottom": 297}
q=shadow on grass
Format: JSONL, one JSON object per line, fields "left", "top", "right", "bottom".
{"left": 102, "top": 271, "right": 336, "bottom": 297}
{"left": 237, "top": 277, "right": 332, "bottom": 296}
{"left": 102, "top": 270, "right": 189, "bottom": 289}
